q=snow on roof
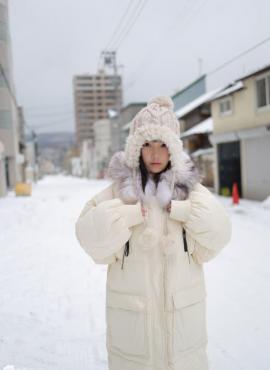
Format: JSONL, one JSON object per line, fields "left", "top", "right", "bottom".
{"left": 181, "top": 117, "right": 213, "bottom": 139}
{"left": 235, "top": 63, "right": 270, "bottom": 82}
{"left": 175, "top": 87, "right": 223, "bottom": 119}
{"left": 191, "top": 147, "right": 214, "bottom": 157}
{"left": 212, "top": 81, "right": 244, "bottom": 100}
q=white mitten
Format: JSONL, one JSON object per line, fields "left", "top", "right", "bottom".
{"left": 91, "top": 198, "right": 125, "bottom": 237}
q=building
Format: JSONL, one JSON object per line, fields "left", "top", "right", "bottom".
{"left": 112, "top": 102, "right": 146, "bottom": 154}
{"left": 172, "top": 75, "right": 207, "bottom": 112}
{"left": 73, "top": 69, "right": 122, "bottom": 149}
{"left": 210, "top": 64, "right": 270, "bottom": 200}
{"left": 80, "top": 139, "right": 94, "bottom": 178}
{"left": 174, "top": 79, "right": 223, "bottom": 187}
{"left": 0, "top": 0, "right": 22, "bottom": 197}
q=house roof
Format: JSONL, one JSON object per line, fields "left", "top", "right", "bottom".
{"left": 180, "top": 117, "right": 213, "bottom": 139}
{"left": 191, "top": 147, "right": 214, "bottom": 157}
{"left": 175, "top": 87, "right": 223, "bottom": 119}
{"left": 171, "top": 75, "right": 206, "bottom": 100}
{"left": 211, "top": 81, "right": 244, "bottom": 101}
{"left": 235, "top": 63, "right": 270, "bottom": 82}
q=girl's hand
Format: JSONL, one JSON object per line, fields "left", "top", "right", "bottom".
{"left": 166, "top": 202, "right": 171, "bottom": 213}
{"left": 141, "top": 204, "right": 147, "bottom": 217}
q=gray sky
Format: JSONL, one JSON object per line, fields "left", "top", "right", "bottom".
{"left": 9, "top": 0, "right": 270, "bottom": 133}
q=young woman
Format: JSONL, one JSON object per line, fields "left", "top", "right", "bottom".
{"left": 75, "top": 96, "right": 232, "bottom": 370}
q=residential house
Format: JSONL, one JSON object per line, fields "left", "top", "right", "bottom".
{"left": 174, "top": 84, "right": 223, "bottom": 187}
{"left": 210, "top": 64, "right": 270, "bottom": 200}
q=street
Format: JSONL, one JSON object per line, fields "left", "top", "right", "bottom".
{"left": 0, "top": 175, "right": 269, "bottom": 370}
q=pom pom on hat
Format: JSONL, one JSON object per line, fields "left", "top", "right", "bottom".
{"left": 148, "top": 96, "right": 174, "bottom": 110}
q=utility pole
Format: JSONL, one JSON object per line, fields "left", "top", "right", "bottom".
{"left": 198, "top": 57, "right": 203, "bottom": 77}
{"left": 99, "top": 50, "right": 122, "bottom": 114}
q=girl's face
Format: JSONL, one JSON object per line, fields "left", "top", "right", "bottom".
{"left": 141, "top": 140, "right": 170, "bottom": 174}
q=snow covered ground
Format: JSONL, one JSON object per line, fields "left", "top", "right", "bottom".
{"left": 0, "top": 175, "right": 269, "bottom": 370}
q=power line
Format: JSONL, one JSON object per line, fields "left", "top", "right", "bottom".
{"left": 124, "top": 0, "right": 206, "bottom": 89}
{"left": 29, "top": 116, "right": 74, "bottom": 130}
{"left": 24, "top": 102, "right": 73, "bottom": 112}
{"left": 207, "top": 36, "right": 270, "bottom": 76}
{"left": 113, "top": 0, "right": 149, "bottom": 51}
{"left": 26, "top": 110, "right": 74, "bottom": 118}
{"left": 104, "top": 0, "right": 136, "bottom": 51}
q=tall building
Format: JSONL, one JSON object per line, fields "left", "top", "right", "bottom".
{"left": 0, "top": 0, "right": 22, "bottom": 196}
{"left": 73, "top": 69, "right": 122, "bottom": 149}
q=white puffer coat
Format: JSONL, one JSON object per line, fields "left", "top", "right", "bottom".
{"left": 75, "top": 155, "right": 232, "bottom": 370}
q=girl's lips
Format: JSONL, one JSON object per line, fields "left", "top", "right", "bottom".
{"left": 151, "top": 163, "right": 161, "bottom": 165}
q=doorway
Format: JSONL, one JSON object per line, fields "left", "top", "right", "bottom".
{"left": 218, "top": 141, "right": 242, "bottom": 196}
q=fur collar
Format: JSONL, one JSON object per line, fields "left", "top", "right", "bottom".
{"left": 108, "top": 151, "right": 201, "bottom": 208}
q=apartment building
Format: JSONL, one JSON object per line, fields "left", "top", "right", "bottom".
{"left": 0, "top": 0, "right": 22, "bottom": 196}
{"left": 73, "top": 69, "right": 122, "bottom": 149}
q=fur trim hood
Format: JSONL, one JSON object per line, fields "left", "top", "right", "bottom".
{"left": 108, "top": 150, "right": 201, "bottom": 208}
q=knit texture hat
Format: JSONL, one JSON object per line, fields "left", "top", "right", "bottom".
{"left": 124, "top": 96, "right": 184, "bottom": 173}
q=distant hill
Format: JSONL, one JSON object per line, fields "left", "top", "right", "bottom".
{"left": 36, "top": 131, "right": 75, "bottom": 149}
{"left": 29, "top": 131, "right": 76, "bottom": 169}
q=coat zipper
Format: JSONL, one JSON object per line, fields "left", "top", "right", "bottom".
{"left": 182, "top": 228, "right": 190, "bottom": 264}
{"left": 121, "top": 240, "right": 129, "bottom": 270}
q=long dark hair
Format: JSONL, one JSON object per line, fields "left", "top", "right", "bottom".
{"left": 139, "top": 153, "right": 171, "bottom": 192}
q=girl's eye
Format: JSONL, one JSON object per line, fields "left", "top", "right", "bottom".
{"left": 161, "top": 143, "right": 167, "bottom": 148}
{"left": 143, "top": 142, "right": 150, "bottom": 147}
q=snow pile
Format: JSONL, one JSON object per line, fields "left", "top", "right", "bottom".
{"left": 262, "top": 195, "right": 270, "bottom": 209}
{"left": 3, "top": 366, "right": 43, "bottom": 370}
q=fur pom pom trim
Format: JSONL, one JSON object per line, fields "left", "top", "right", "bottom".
{"left": 108, "top": 149, "right": 201, "bottom": 205}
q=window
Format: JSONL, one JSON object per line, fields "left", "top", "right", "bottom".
{"left": 0, "top": 5, "right": 7, "bottom": 23}
{"left": 0, "top": 110, "right": 12, "bottom": 129}
{"left": 256, "top": 74, "right": 270, "bottom": 109}
{"left": 0, "top": 21, "right": 7, "bottom": 41}
{"left": 219, "top": 97, "right": 232, "bottom": 116}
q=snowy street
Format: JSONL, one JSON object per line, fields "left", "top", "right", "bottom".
{"left": 0, "top": 175, "right": 269, "bottom": 370}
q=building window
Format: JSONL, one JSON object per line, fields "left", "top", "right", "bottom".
{"left": 0, "top": 5, "right": 7, "bottom": 23}
{"left": 0, "top": 21, "right": 7, "bottom": 41}
{"left": 219, "top": 97, "right": 232, "bottom": 116}
{"left": 256, "top": 74, "right": 270, "bottom": 108}
{"left": 0, "top": 110, "right": 12, "bottom": 129}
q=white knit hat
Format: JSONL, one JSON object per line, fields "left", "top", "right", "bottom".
{"left": 124, "top": 96, "right": 184, "bottom": 173}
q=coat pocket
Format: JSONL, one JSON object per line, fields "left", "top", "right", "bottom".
{"left": 171, "top": 283, "right": 207, "bottom": 359}
{"left": 106, "top": 290, "right": 150, "bottom": 363}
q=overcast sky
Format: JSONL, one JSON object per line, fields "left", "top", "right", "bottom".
{"left": 8, "top": 0, "right": 270, "bottom": 133}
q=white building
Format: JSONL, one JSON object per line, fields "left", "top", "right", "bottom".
{"left": 80, "top": 139, "right": 94, "bottom": 178}
{"left": 93, "top": 118, "right": 111, "bottom": 178}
